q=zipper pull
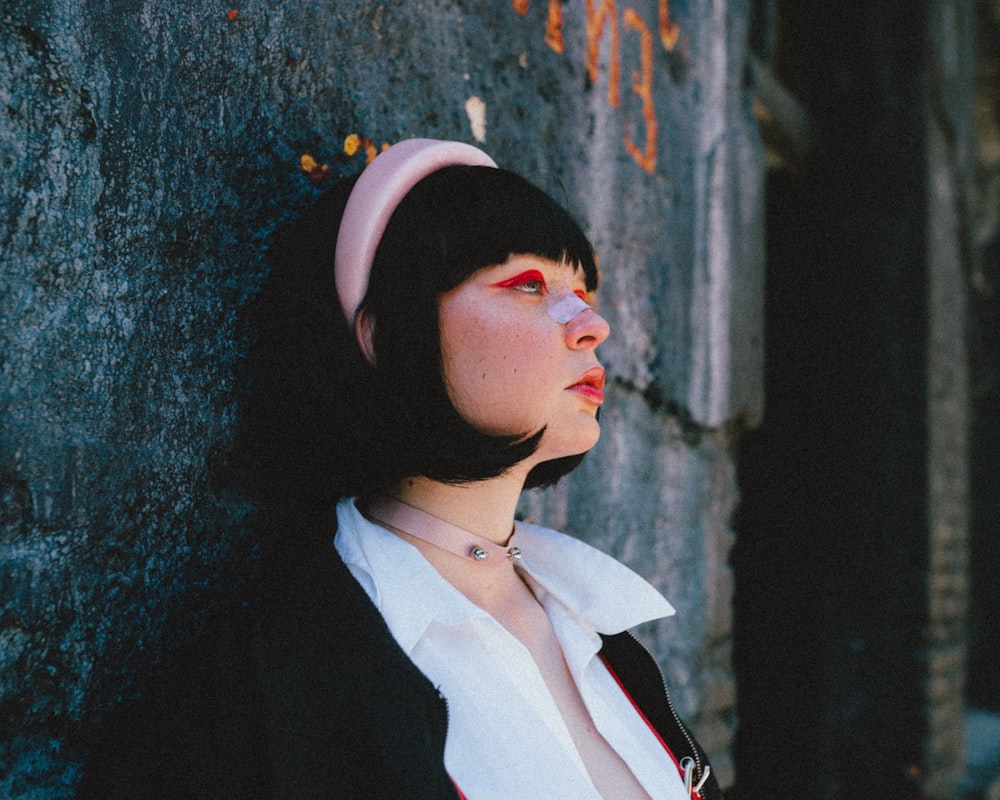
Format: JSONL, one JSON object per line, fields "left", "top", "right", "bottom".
{"left": 693, "top": 764, "right": 711, "bottom": 796}
{"left": 679, "top": 757, "right": 711, "bottom": 798}
{"left": 680, "top": 757, "right": 695, "bottom": 795}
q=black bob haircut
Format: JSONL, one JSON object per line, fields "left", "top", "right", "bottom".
{"left": 235, "top": 164, "right": 600, "bottom": 534}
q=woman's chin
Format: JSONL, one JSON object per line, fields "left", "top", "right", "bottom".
{"left": 534, "top": 423, "right": 601, "bottom": 463}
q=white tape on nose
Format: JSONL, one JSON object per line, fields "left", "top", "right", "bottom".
{"left": 548, "top": 293, "right": 591, "bottom": 324}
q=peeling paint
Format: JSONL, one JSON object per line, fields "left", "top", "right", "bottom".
{"left": 299, "top": 152, "right": 330, "bottom": 184}
{"left": 343, "top": 134, "right": 387, "bottom": 163}
{"left": 465, "top": 95, "right": 487, "bottom": 143}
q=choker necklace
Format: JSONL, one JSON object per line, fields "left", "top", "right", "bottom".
{"left": 365, "top": 495, "right": 522, "bottom": 567}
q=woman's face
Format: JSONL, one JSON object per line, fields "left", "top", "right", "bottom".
{"left": 437, "top": 255, "right": 611, "bottom": 465}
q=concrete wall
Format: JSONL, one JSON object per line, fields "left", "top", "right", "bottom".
{"left": 732, "top": 2, "right": 978, "bottom": 797}
{"left": 925, "top": 2, "right": 976, "bottom": 796}
{"left": 0, "top": 0, "right": 764, "bottom": 796}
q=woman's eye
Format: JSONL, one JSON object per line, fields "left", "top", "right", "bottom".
{"left": 517, "top": 278, "right": 546, "bottom": 294}
{"left": 491, "top": 271, "right": 548, "bottom": 294}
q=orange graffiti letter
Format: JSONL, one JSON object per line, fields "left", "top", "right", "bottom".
{"left": 623, "top": 8, "right": 657, "bottom": 173}
{"left": 513, "top": 0, "right": 564, "bottom": 54}
{"left": 545, "top": 0, "right": 564, "bottom": 53}
{"left": 659, "top": 0, "right": 680, "bottom": 50}
{"left": 585, "top": 0, "right": 620, "bottom": 108}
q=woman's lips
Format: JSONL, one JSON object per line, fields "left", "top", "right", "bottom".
{"left": 568, "top": 367, "right": 606, "bottom": 405}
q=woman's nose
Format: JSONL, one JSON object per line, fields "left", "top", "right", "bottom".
{"left": 565, "top": 306, "right": 611, "bottom": 349}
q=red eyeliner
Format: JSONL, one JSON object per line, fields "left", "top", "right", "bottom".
{"left": 490, "top": 270, "right": 546, "bottom": 290}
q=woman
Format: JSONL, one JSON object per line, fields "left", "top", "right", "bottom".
{"left": 79, "top": 139, "right": 720, "bottom": 800}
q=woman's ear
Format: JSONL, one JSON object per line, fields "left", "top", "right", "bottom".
{"left": 355, "top": 309, "right": 377, "bottom": 365}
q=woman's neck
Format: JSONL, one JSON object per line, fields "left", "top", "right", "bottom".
{"left": 373, "top": 471, "right": 537, "bottom": 608}
{"left": 388, "top": 472, "right": 526, "bottom": 546}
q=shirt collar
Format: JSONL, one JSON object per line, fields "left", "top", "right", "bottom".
{"left": 512, "top": 521, "right": 675, "bottom": 632}
{"left": 334, "top": 498, "right": 674, "bottom": 656}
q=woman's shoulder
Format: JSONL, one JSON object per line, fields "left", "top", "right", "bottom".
{"left": 77, "top": 597, "right": 268, "bottom": 799}
{"left": 78, "top": 538, "right": 451, "bottom": 799}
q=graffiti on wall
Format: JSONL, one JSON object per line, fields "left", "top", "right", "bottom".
{"left": 299, "top": 1, "right": 681, "bottom": 182}
{"left": 513, "top": 0, "right": 680, "bottom": 173}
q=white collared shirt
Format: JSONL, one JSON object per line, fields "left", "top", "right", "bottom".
{"left": 334, "top": 498, "right": 691, "bottom": 800}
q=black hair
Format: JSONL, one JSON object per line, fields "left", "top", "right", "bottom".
{"left": 234, "top": 164, "right": 600, "bottom": 535}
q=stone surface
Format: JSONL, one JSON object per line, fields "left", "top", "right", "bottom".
{"left": 1, "top": 1, "right": 763, "bottom": 796}
{"left": 730, "top": 1, "right": 979, "bottom": 797}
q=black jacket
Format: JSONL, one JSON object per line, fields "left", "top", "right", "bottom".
{"left": 79, "top": 540, "right": 721, "bottom": 800}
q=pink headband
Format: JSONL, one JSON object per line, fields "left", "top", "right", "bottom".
{"left": 334, "top": 138, "right": 498, "bottom": 323}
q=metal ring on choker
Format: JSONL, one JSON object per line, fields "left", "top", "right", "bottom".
{"left": 333, "top": 138, "right": 498, "bottom": 325}
{"left": 364, "top": 495, "right": 521, "bottom": 567}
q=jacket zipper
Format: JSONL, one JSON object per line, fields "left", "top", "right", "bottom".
{"left": 439, "top": 690, "right": 467, "bottom": 800}
{"left": 625, "top": 631, "right": 710, "bottom": 796}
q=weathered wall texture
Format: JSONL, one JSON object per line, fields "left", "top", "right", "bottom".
{"left": 925, "top": 2, "right": 976, "bottom": 797}
{"left": 1, "top": 0, "right": 763, "bottom": 796}
{"left": 732, "top": 2, "right": 979, "bottom": 798}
